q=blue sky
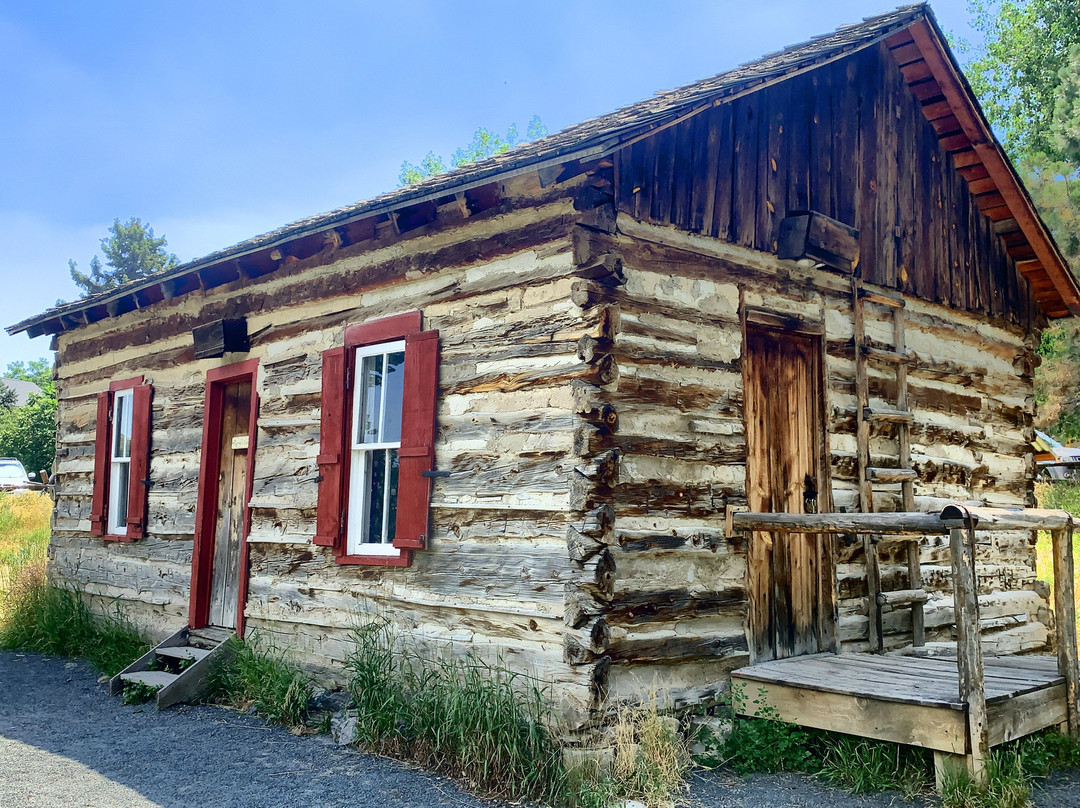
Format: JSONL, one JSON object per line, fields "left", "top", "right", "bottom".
{"left": 0, "top": 1, "right": 976, "bottom": 367}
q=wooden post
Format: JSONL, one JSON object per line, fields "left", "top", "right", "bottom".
{"left": 1052, "top": 522, "right": 1079, "bottom": 738}
{"left": 864, "top": 534, "right": 883, "bottom": 653}
{"left": 950, "top": 524, "right": 988, "bottom": 784}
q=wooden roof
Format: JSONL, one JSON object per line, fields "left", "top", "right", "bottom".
{"left": 11, "top": 2, "right": 1078, "bottom": 338}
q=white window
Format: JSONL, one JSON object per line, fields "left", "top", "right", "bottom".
{"left": 107, "top": 388, "right": 134, "bottom": 535}
{"left": 347, "top": 341, "right": 406, "bottom": 556}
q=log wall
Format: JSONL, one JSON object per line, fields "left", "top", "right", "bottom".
{"left": 593, "top": 217, "right": 1043, "bottom": 710}
{"left": 46, "top": 40, "right": 1048, "bottom": 728}
{"left": 51, "top": 175, "right": 614, "bottom": 725}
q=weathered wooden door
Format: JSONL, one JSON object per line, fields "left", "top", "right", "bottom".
{"left": 744, "top": 325, "right": 827, "bottom": 662}
{"left": 207, "top": 381, "right": 251, "bottom": 629}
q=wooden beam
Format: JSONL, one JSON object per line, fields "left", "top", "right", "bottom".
{"left": 939, "top": 505, "right": 1072, "bottom": 531}
{"left": 1052, "top": 523, "right": 1080, "bottom": 738}
{"left": 951, "top": 524, "right": 988, "bottom": 784}
{"left": 907, "top": 19, "right": 1080, "bottom": 316}
{"left": 732, "top": 511, "right": 946, "bottom": 535}
{"left": 777, "top": 211, "right": 860, "bottom": 271}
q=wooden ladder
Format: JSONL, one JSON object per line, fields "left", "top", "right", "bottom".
{"left": 852, "top": 278, "right": 925, "bottom": 652}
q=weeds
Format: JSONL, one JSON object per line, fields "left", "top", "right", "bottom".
{"left": 121, "top": 680, "right": 161, "bottom": 706}
{"left": 610, "top": 704, "right": 691, "bottom": 807}
{"left": 941, "top": 750, "right": 1031, "bottom": 808}
{"left": 209, "top": 634, "right": 312, "bottom": 730}
{"left": 715, "top": 684, "right": 824, "bottom": 775}
{"left": 345, "top": 617, "right": 566, "bottom": 804}
{"left": 819, "top": 736, "right": 931, "bottom": 798}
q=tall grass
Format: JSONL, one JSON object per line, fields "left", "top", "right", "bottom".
{"left": 345, "top": 617, "right": 567, "bottom": 804}
{"left": 0, "top": 491, "right": 148, "bottom": 676}
{"left": 209, "top": 634, "right": 313, "bottom": 729}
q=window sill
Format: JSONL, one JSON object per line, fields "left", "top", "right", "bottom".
{"left": 336, "top": 549, "right": 412, "bottom": 567}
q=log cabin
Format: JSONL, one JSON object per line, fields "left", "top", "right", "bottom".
{"left": 9, "top": 3, "right": 1080, "bottom": 781}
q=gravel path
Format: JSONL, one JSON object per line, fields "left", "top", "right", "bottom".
{"left": 3, "top": 650, "right": 1079, "bottom": 808}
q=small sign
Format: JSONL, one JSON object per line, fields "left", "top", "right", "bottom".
{"left": 231, "top": 435, "right": 250, "bottom": 451}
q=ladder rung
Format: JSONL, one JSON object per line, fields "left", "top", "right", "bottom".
{"left": 866, "top": 467, "right": 918, "bottom": 483}
{"left": 861, "top": 345, "right": 912, "bottom": 364}
{"left": 876, "top": 588, "right": 929, "bottom": 607}
{"left": 859, "top": 287, "right": 905, "bottom": 308}
{"left": 863, "top": 406, "right": 914, "bottom": 425}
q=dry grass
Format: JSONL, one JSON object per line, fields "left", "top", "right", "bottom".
{"left": 0, "top": 490, "right": 148, "bottom": 676}
{"left": 608, "top": 702, "right": 692, "bottom": 808}
{"left": 0, "top": 493, "right": 51, "bottom": 597}
{"left": 1034, "top": 480, "right": 1080, "bottom": 633}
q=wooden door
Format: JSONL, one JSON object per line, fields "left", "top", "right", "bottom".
{"left": 208, "top": 382, "right": 251, "bottom": 629}
{"left": 744, "top": 325, "right": 827, "bottom": 662}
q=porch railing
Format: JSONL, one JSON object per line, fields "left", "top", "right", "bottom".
{"left": 730, "top": 505, "right": 1078, "bottom": 780}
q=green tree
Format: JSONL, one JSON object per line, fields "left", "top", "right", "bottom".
{"left": 69, "top": 217, "right": 180, "bottom": 297}
{"left": 398, "top": 116, "right": 549, "bottom": 186}
{"left": 0, "top": 359, "right": 56, "bottom": 476}
{"left": 965, "top": 2, "right": 1080, "bottom": 443}
{"left": 5, "top": 359, "right": 54, "bottom": 392}
{"left": 965, "top": 0, "right": 1080, "bottom": 161}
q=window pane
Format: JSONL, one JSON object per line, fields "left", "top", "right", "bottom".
{"left": 109, "top": 461, "right": 129, "bottom": 533}
{"left": 113, "top": 392, "right": 133, "bottom": 459}
{"left": 365, "top": 450, "right": 386, "bottom": 543}
{"left": 386, "top": 449, "right": 399, "bottom": 544}
{"left": 381, "top": 351, "right": 406, "bottom": 443}
{"left": 358, "top": 354, "right": 383, "bottom": 444}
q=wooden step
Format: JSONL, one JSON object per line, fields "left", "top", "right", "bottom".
{"left": 120, "top": 670, "right": 180, "bottom": 688}
{"left": 109, "top": 625, "right": 236, "bottom": 711}
{"left": 188, "top": 626, "right": 234, "bottom": 649}
{"left": 156, "top": 646, "right": 213, "bottom": 662}
{"left": 877, "top": 588, "right": 930, "bottom": 607}
{"left": 861, "top": 345, "right": 912, "bottom": 364}
{"left": 859, "top": 287, "right": 905, "bottom": 308}
{"left": 866, "top": 467, "right": 919, "bottom": 484}
{"left": 863, "top": 406, "right": 915, "bottom": 425}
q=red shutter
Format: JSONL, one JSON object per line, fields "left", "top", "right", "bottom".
{"left": 315, "top": 347, "right": 347, "bottom": 547}
{"left": 89, "top": 391, "right": 111, "bottom": 537}
{"left": 125, "top": 384, "right": 153, "bottom": 539}
{"left": 394, "top": 329, "right": 439, "bottom": 550}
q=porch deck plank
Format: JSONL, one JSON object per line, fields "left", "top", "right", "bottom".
{"left": 733, "top": 652, "right": 1063, "bottom": 709}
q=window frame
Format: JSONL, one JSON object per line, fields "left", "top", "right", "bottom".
{"left": 91, "top": 375, "right": 152, "bottom": 542}
{"left": 345, "top": 339, "right": 407, "bottom": 558}
{"left": 106, "top": 387, "right": 134, "bottom": 536}
{"left": 316, "top": 309, "right": 438, "bottom": 568}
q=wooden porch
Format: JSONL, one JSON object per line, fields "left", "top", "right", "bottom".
{"left": 728, "top": 505, "right": 1079, "bottom": 791}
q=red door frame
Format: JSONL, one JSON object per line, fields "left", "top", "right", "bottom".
{"left": 189, "top": 358, "right": 260, "bottom": 636}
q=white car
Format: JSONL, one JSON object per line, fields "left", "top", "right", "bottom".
{"left": 0, "top": 458, "right": 40, "bottom": 492}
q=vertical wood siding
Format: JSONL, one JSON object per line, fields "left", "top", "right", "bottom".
{"left": 614, "top": 43, "right": 1041, "bottom": 330}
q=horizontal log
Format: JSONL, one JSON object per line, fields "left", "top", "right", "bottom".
{"left": 877, "top": 588, "right": 930, "bottom": 607}
{"left": 939, "top": 505, "right": 1073, "bottom": 531}
{"left": 606, "top": 633, "right": 749, "bottom": 664}
{"left": 859, "top": 287, "right": 905, "bottom": 308}
{"left": 863, "top": 406, "right": 915, "bottom": 425}
{"left": 866, "top": 468, "right": 919, "bottom": 484}
{"left": 732, "top": 511, "right": 946, "bottom": 535}
{"left": 862, "top": 345, "right": 912, "bottom": 364}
